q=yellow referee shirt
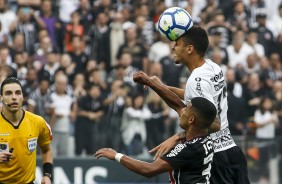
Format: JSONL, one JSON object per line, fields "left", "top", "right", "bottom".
{"left": 0, "top": 110, "right": 52, "bottom": 183}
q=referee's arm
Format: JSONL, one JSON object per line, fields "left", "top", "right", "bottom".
{"left": 40, "top": 144, "right": 53, "bottom": 181}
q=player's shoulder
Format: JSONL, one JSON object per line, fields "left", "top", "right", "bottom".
{"left": 192, "top": 59, "right": 222, "bottom": 77}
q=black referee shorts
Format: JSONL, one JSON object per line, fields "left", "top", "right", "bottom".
{"left": 210, "top": 146, "right": 250, "bottom": 184}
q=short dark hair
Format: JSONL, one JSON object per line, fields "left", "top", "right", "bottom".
{"left": 191, "top": 97, "right": 217, "bottom": 129}
{"left": 181, "top": 26, "right": 209, "bottom": 57}
{"left": 0, "top": 77, "right": 23, "bottom": 95}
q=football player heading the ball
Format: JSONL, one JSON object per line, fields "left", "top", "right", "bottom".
{"left": 95, "top": 97, "right": 217, "bottom": 183}
{"left": 134, "top": 7, "right": 250, "bottom": 184}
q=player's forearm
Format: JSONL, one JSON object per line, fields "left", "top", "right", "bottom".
{"left": 149, "top": 80, "right": 185, "bottom": 115}
{"left": 120, "top": 156, "right": 165, "bottom": 178}
{"left": 166, "top": 86, "right": 185, "bottom": 100}
{"left": 208, "top": 116, "right": 221, "bottom": 133}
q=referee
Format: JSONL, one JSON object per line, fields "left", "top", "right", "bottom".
{"left": 0, "top": 77, "right": 53, "bottom": 184}
{"left": 95, "top": 97, "right": 217, "bottom": 184}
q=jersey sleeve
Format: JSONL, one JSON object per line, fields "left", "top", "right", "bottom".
{"left": 37, "top": 117, "right": 52, "bottom": 147}
{"left": 185, "top": 76, "right": 215, "bottom": 105}
{"left": 161, "top": 143, "right": 200, "bottom": 169}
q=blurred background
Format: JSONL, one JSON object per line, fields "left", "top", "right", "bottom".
{"left": 0, "top": 0, "right": 281, "bottom": 183}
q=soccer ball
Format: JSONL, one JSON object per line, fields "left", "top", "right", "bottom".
{"left": 158, "top": 7, "right": 193, "bottom": 41}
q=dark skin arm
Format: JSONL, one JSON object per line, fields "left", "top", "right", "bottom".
{"left": 133, "top": 71, "right": 220, "bottom": 159}
{"left": 133, "top": 71, "right": 185, "bottom": 115}
{"left": 95, "top": 148, "right": 172, "bottom": 178}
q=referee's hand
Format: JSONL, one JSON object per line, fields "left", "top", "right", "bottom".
{"left": 0, "top": 152, "right": 13, "bottom": 163}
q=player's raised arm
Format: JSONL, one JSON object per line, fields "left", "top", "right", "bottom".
{"left": 133, "top": 71, "right": 185, "bottom": 115}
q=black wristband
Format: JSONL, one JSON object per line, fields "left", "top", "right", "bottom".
{"left": 43, "top": 162, "right": 53, "bottom": 178}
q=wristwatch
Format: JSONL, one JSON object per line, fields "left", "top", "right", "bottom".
{"left": 44, "top": 173, "right": 52, "bottom": 179}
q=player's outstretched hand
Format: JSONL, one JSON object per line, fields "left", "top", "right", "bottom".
{"left": 133, "top": 71, "right": 150, "bottom": 86}
{"left": 94, "top": 148, "right": 117, "bottom": 160}
{"left": 149, "top": 135, "right": 179, "bottom": 160}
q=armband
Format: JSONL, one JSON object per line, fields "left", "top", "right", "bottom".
{"left": 115, "top": 153, "right": 124, "bottom": 163}
{"left": 43, "top": 162, "right": 53, "bottom": 179}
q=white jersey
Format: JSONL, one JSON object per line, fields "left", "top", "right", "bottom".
{"left": 184, "top": 59, "right": 236, "bottom": 152}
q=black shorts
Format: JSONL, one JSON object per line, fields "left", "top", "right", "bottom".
{"left": 210, "top": 146, "right": 250, "bottom": 184}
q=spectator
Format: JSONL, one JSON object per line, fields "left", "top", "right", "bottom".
{"left": 10, "top": 6, "right": 46, "bottom": 55}
{"left": 159, "top": 54, "right": 184, "bottom": 88}
{"left": 205, "top": 10, "right": 235, "bottom": 48}
{"left": 121, "top": 94, "right": 151, "bottom": 156}
{"left": 75, "top": 84, "right": 104, "bottom": 155}
{"left": 27, "top": 71, "right": 55, "bottom": 126}
{"left": 72, "top": 72, "right": 87, "bottom": 99}
{"left": 227, "top": 79, "right": 248, "bottom": 135}
{"left": 68, "top": 35, "right": 88, "bottom": 74}
{"left": 254, "top": 97, "right": 279, "bottom": 183}
{"left": 86, "top": 12, "right": 111, "bottom": 71}
{"left": 59, "top": 53, "right": 76, "bottom": 81}
{"left": 227, "top": 0, "right": 250, "bottom": 32}
{"left": 58, "top": 0, "right": 79, "bottom": 23}
{"left": 39, "top": 51, "right": 59, "bottom": 82}
{"left": 40, "top": 0, "right": 62, "bottom": 49}
{"left": 103, "top": 79, "right": 129, "bottom": 151}
{"left": 0, "top": 0, "right": 17, "bottom": 37}
{"left": 145, "top": 90, "right": 169, "bottom": 150}
{"left": 251, "top": 9, "right": 275, "bottom": 56}
{"left": 226, "top": 30, "right": 254, "bottom": 68}
{"left": 109, "top": 11, "right": 125, "bottom": 67}
{"left": 242, "top": 72, "right": 266, "bottom": 120}
{"left": 65, "top": 11, "right": 84, "bottom": 52}
{"left": 271, "top": 3, "right": 282, "bottom": 36}
{"left": 135, "top": 14, "right": 154, "bottom": 50}
{"left": 33, "top": 36, "right": 55, "bottom": 67}
{"left": 246, "top": 29, "right": 265, "bottom": 58}
{"left": 51, "top": 73, "right": 77, "bottom": 156}
{"left": 76, "top": 0, "right": 93, "bottom": 32}
{"left": 116, "top": 25, "right": 148, "bottom": 73}
{"left": 148, "top": 35, "right": 170, "bottom": 63}
{"left": 12, "top": 51, "right": 28, "bottom": 85}
{"left": 207, "top": 31, "right": 228, "bottom": 65}
{"left": 22, "top": 67, "right": 37, "bottom": 108}
{"left": 0, "top": 45, "right": 17, "bottom": 77}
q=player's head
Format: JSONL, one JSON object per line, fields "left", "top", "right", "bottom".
{"left": 181, "top": 26, "right": 209, "bottom": 57}
{"left": 171, "top": 26, "right": 209, "bottom": 64}
{"left": 180, "top": 97, "right": 217, "bottom": 130}
{"left": 0, "top": 77, "right": 24, "bottom": 111}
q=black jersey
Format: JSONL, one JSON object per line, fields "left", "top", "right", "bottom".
{"left": 161, "top": 135, "right": 214, "bottom": 184}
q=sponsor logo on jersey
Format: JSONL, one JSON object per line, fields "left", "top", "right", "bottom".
{"left": 210, "top": 127, "right": 236, "bottom": 152}
{"left": 195, "top": 77, "right": 201, "bottom": 82}
{"left": 214, "top": 80, "right": 225, "bottom": 91}
{"left": 195, "top": 79, "right": 204, "bottom": 97}
{"left": 210, "top": 71, "right": 223, "bottom": 82}
{"left": 166, "top": 144, "right": 186, "bottom": 157}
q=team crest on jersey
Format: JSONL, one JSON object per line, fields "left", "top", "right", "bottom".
{"left": 28, "top": 138, "right": 38, "bottom": 152}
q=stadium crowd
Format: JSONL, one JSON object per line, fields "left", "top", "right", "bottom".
{"left": 0, "top": 0, "right": 282, "bottom": 175}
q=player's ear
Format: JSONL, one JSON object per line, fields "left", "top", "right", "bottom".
{"left": 188, "top": 116, "right": 194, "bottom": 125}
{"left": 186, "top": 45, "right": 193, "bottom": 55}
